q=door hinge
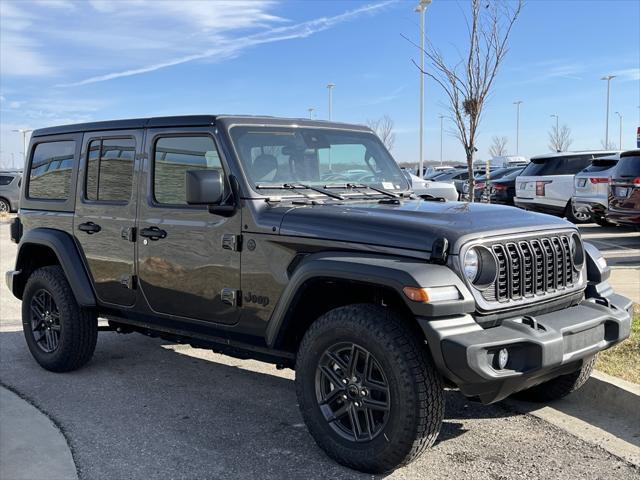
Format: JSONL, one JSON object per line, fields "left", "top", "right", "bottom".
{"left": 120, "top": 274, "right": 137, "bottom": 290}
{"left": 220, "top": 288, "right": 238, "bottom": 306}
{"left": 222, "top": 233, "right": 242, "bottom": 252}
{"left": 121, "top": 227, "right": 136, "bottom": 242}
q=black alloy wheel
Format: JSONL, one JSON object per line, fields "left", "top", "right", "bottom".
{"left": 29, "top": 289, "right": 61, "bottom": 353}
{"left": 315, "top": 342, "right": 390, "bottom": 442}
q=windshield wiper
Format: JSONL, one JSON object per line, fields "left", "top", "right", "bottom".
{"left": 324, "top": 183, "right": 400, "bottom": 198}
{"left": 255, "top": 183, "right": 344, "bottom": 200}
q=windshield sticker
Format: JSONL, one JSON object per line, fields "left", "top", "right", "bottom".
{"left": 382, "top": 182, "right": 394, "bottom": 189}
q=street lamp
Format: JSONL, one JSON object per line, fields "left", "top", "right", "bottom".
{"left": 601, "top": 75, "right": 616, "bottom": 147}
{"left": 415, "top": 0, "right": 432, "bottom": 177}
{"left": 615, "top": 111, "right": 623, "bottom": 150}
{"left": 308, "top": 107, "right": 315, "bottom": 119}
{"left": 513, "top": 101, "right": 523, "bottom": 155}
{"left": 438, "top": 114, "right": 444, "bottom": 165}
{"left": 550, "top": 114, "right": 558, "bottom": 132}
{"left": 12, "top": 128, "right": 33, "bottom": 166}
{"left": 326, "top": 83, "right": 335, "bottom": 120}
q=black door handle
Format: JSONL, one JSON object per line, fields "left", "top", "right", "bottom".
{"left": 140, "top": 226, "right": 167, "bottom": 241}
{"left": 78, "top": 222, "right": 101, "bottom": 234}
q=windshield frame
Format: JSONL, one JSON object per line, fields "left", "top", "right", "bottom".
{"left": 226, "top": 123, "right": 412, "bottom": 199}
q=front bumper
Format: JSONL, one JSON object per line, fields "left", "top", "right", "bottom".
{"left": 419, "top": 292, "right": 632, "bottom": 404}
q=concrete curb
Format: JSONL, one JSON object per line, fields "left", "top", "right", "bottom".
{"left": 585, "top": 370, "right": 640, "bottom": 417}
{"left": 0, "top": 385, "right": 78, "bottom": 480}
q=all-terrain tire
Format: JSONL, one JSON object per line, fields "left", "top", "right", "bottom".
{"left": 515, "top": 355, "right": 596, "bottom": 402}
{"left": 22, "top": 266, "right": 97, "bottom": 372}
{"left": 295, "top": 304, "right": 444, "bottom": 474}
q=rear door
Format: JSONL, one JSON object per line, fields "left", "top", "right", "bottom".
{"left": 74, "top": 130, "right": 141, "bottom": 307}
{"left": 136, "top": 128, "right": 241, "bottom": 325}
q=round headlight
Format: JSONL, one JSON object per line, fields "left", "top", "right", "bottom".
{"left": 570, "top": 233, "right": 584, "bottom": 270}
{"left": 463, "top": 248, "right": 480, "bottom": 282}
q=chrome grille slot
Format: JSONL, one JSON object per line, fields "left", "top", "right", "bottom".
{"left": 475, "top": 232, "right": 580, "bottom": 309}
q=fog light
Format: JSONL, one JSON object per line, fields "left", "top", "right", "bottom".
{"left": 497, "top": 348, "right": 509, "bottom": 369}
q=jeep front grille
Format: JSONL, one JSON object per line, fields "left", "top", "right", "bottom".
{"left": 476, "top": 233, "right": 581, "bottom": 307}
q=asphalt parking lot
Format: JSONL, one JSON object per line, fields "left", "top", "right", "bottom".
{"left": 0, "top": 219, "right": 638, "bottom": 479}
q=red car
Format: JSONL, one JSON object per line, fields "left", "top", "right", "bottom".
{"left": 607, "top": 150, "right": 640, "bottom": 226}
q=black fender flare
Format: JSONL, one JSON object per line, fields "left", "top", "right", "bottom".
{"left": 265, "top": 252, "right": 474, "bottom": 347}
{"left": 12, "top": 228, "right": 96, "bottom": 307}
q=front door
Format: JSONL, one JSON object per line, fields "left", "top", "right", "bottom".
{"left": 136, "top": 128, "right": 241, "bottom": 325}
{"left": 74, "top": 130, "right": 142, "bottom": 307}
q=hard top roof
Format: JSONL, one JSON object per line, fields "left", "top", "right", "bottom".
{"left": 530, "top": 150, "right": 619, "bottom": 161}
{"left": 31, "top": 115, "right": 372, "bottom": 137}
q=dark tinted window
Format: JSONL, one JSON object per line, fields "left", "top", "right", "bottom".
{"left": 154, "top": 136, "right": 222, "bottom": 205}
{"left": 28, "top": 141, "right": 75, "bottom": 199}
{"left": 0, "top": 175, "right": 14, "bottom": 186}
{"left": 615, "top": 156, "right": 640, "bottom": 178}
{"left": 521, "top": 155, "right": 593, "bottom": 176}
{"left": 86, "top": 138, "right": 135, "bottom": 202}
{"left": 583, "top": 158, "right": 618, "bottom": 173}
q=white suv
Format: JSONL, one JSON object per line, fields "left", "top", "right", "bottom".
{"left": 515, "top": 151, "right": 618, "bottom": 223}
{"left": 572, "top": 154, "right": 619, "bottom": 226}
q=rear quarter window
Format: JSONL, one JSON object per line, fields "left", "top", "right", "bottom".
{"left": 0, "top": 175, "right": 15, "bottom": 186}
{"left": 28, "top": 141, "right": 76, "bottom": 200}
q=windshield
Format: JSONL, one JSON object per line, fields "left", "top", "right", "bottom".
{"left": 229, "top": 126, "right": 409, "bottom": 194}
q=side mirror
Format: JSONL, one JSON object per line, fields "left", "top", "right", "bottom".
{"left": 186, "top": 170, "right": 223, "bottom": 205}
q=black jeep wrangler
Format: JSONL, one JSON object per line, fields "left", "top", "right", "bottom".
{"left": 6, "top": 116, "right": 632, "bottom": 473}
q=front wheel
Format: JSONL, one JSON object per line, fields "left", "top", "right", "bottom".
{"left": 22, "top": 266, "right": 97, "bottom": 372}
{"left": 295, "top": 304, "right": 444, "bottom": 473}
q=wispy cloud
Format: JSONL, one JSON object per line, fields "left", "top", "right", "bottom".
{"left": 611, "top": 68, "right": 640, "bottom": 82}
{"left": 58, "top": 1, "right": 394, "bottom": 87}
{"left": 359, "top": 86, "right": 405, "bottom": 106}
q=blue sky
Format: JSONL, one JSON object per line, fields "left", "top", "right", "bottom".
{"left": 1, "top": 0, "right": 638, "bottom": 169}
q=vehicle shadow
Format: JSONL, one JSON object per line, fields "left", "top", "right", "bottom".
{"left": 0, "top": 329, "right": 525, "bottom": 480}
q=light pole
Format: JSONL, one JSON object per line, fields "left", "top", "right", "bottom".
{"left": 12, "top": 128, "right": 33, "bottom": 166}
{"left": 326, "top": 83, "right": 335, "bottom": 120}
{"left": 513, "top": 101, "right": 523, "bottom": 155}
{"left": 415, "top": 0, "right": 432, "bottom": 177}
{"left": 615, "top": 111, "right": 623, "bottom": 150}
{"left": 601, "top": 75, "right": 615, "bottom": 147}
{"left": 308, "top": 107, "right": 315, "bottom": 119}
{"left": 438, "top": 114, "right": 444, "bottom": 165}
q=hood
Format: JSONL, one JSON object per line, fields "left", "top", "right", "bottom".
{"left": 279, "top": 199, "right": 573, "bottom": 254}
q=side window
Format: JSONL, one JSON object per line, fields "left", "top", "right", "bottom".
{"left": 0, "top": 175, "right": 13, "bottom": 186}
{"left": 85, "top": 138, "right": 135, "bottom": 202}
{"left": 28, "top": 141, "right": 75, "bottom": 200}
{"left": 153, "top": 136, "right": 222, "bottom": 205}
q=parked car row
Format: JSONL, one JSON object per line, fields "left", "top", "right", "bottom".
{"left": 0, "top": 170, "right": 22, "bottom": 213}
{"left": 451, "top": 149, "right": 638, "bottom": 227}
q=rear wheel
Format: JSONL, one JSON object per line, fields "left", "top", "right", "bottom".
{"left": 594, "top": 214, "right": 615, "bottom": 227}
{"left": 514, "top": 356, "right": 596, "bottom": 402}
{"left": 22, "top": 266, "right": 97, "bottom": 372}
{"left": 565, "top": 202, "right": 592, "bottom": 224}
{"left": 0, "top": 198, "right": 10, "bottom": 213}
{"left": 295, "top": 304, "right": 444, "bottom": 473}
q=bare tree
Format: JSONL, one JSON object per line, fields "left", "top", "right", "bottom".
{"left": 548, "top": 124, "right": 573, "bottom": 152}
{"left": 366, "top": 115, "right": 396, "bottom": 151}
{"left": 600, "top": 139, "right": 616, "bottom": 150}
{"left": 488, "top": 135, "right": 508, "bottom": 157}
{"left": 406, "top": 0, "right": 523, "bottom": 200}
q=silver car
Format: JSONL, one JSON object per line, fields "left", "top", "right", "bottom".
{"left": 0, "top": 171, "right": 22, "bottom": 213}
{"left": 572, "top": 155, "right": 619, "bottom": 226}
